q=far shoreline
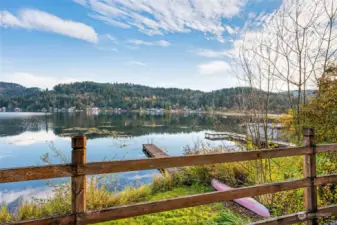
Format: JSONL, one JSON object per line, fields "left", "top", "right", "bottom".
{"left": 0, "top": 110, "right": 282, "bottom": 120}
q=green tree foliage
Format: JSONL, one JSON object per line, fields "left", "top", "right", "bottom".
{"left": 280, "top": 66, "right": 337, "bottom": 144}
{"left": 0, "top": 81, "right": 291, "bottom": 112}
{"left": 300, "top": 68, "right": 337, "bottom": 143}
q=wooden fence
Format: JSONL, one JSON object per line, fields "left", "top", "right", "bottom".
{"left": 1, "top": 128, "right": 337, "bottom": 225}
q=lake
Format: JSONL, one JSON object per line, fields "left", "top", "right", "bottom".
{"left": 0, "top": 112, "right": 243, "bottom": 207}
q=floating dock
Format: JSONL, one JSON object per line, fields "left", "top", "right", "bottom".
{"left": 239, "top": 123, "right": 283, "bottom": 129}
{"left": 142, "top": 144, "right": 178, "bottom": 174}
{"left": 205, "top": 132, "right": 246, "bottom": 142}
{"left": 205, "top": 132, "right": 295, "bottom": 147}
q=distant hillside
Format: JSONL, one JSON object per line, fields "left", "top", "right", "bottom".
{"left": 0, "top": 82, "right": 40, "bottom": 99}
{"left": 0, "top": 81, "right": 290, "bottom": 112}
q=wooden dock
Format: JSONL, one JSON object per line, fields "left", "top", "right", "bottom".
{"left": 205, "top": 132, "right": 295, "bottom": 147}
{"left": 205, "top": 132, "right": 246, "bottom": 142}
{"left": 143, "top": 144, "right": 178, "bottom": 174}
{"left": 239, "top": 123, "right": 283, "bottom": 130}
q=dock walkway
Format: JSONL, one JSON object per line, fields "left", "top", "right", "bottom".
{"left": 205, "top": 132, "right": 295, "bottom": 147}
{"left": 142, "top": 144, "right": 178, "bottom": 174}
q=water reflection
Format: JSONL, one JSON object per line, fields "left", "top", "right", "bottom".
{"left": 0, "top": 112, "right": 243, "bottom": 137}
{"left": 0, "top": 112, "right": 242, "bottom": 208}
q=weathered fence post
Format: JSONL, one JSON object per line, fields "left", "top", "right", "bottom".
{"left": 303, "top": 128, "right": 317, "bottom": 225}
{"left": 72, "top": 136, "right": 87, "bottom": 225}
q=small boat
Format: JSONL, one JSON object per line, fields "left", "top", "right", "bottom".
{"left": 211, "top": 178, "right": 270, "bottom": 217}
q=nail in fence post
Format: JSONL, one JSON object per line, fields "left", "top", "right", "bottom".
{"left": 303, "top": 128, "right": 317, "bottom": 225}
{"left": 72, "top": 136, "right": 87, "bottom": 225}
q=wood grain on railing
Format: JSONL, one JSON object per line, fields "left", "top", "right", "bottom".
{"left": 72, "top": 136, "right": 87, "bottom": 225}
{"left": 315, "top": 144, "right": 337, "bottom": 153}
{"left": 84, "top": 146, "right": 312, "bottom": 175}
{"left": 6, "top": 214, "right": 74, "bottom": 225}
{"left": 303, "top": 128, "right": 318, "bottom": 225}
{"left": 0, "top": 164, "right": 72, "bottom": 183}
{"left": 0, "top": 146, "right": 313, "bottom": 183}
{"left": 2, "top": 144, "right": 337, "bottom": 184}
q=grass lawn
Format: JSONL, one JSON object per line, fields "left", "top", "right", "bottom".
{"left": 96, "top": 184, "right": 249, "bottom": 225}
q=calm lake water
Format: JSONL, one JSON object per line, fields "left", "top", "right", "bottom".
{"left": 0, "top": 112, "right": 243, "bottom": 206}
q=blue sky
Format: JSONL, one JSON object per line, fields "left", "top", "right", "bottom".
{"left": 0, "top": 0, "right": 281, "bottom": 91}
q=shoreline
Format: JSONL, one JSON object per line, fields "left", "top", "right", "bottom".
{"left": 0, "top": 110, "right": 283, "bottom": 119}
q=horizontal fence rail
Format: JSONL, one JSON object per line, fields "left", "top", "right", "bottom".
{"left": 2, "top": 130, "right": 337, "bottom": 225}
{"left": 0, "top": 146, "right": 322, "bottom": 184}
{"left": 1, "top": 144, "right": 336, "bottom": 184}
{"left": 0, "top": 165, "right": 72, "bottom": 183}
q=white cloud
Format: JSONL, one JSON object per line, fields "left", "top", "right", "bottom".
{"left": 74, "top": 0, "right": 246, "bottom": 42}
{"left": 128, "top": 173, "right": 154, "bottom": 180}
{"left": 73, "top": 0, "right": 87, "bottom": 6}
{"left": 0, "top": 187, "right": 54, "bottom": 205}
{"left": 225, "top": 25, "right": 236, "bottom": 35}
{"left": 198, "top": 61, "right": 231, "bottom": 75}
{"left": 101, "top": 34, "right": 116, "bottom": 42}
{"left": 127, "top": 61, "right": 147, "bottom": 66}
{"left": 248, "top": 12, "right": 256, "bottom": 19}
{"left": 96, "top": 34, "right": 120, "bottom": 51}
{"left": 196, "top": 49, "right": 231, "bottom": 58}
{"left": 89, "top": 14, "right": 131, "bottom": 28}
{"left": 0, "top": 9, "right": 98, "bottom": 43}
{"left": 3, "top": 131, "right": 57, "bottom": 146}
{"left": 127, "top": 39, "right": 170, "bottom": 47}
{"left": 95, "top": 46, "right": 119, "bottom": 52}
{"left": 1, "top": 72, "right": 86, "bottom": 89}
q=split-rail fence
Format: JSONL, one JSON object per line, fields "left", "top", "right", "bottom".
{"left": 1, "top": 128, "right": 337, "bottom": 225}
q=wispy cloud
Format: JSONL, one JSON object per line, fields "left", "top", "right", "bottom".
{"left": 100, "top": 34, "right": 116, "bottom": 42}
{"left": 95, "top": 46, "right": 119, "bottom": 52}
{"left": 198, "top": 61, "right": 231, "bottom": 75}
{"left": 127, "top": 39, "right": 170, "bottom": 47}
{"left": 195, "top": 49, "right": 231, "bottom": 58}
{"left": 4, "top": 131, "right": 58, "bottom": 146}
{"left": 126, "top": 61, "right": 147, "bottom": 66}
{"left": 225, "top": 25, "right": 236, "bottom": 35}
{"left": 89, "top": 14, "right": 131, "bottom": 29}
{"left": 0, "top": 187, "right": 54, "bottom": 205}
{"left": 128, "top": 173, "right": 154, "bottom": 180}
{"left": 96, "top": 34, "right": 119, "bottom": 51}
{"left": 74, "top": 0, "right": 246, "bottom": 42}
{"left": 0, "top": 9, "right": 98, "bottom": 43}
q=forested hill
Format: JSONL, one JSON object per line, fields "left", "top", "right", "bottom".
{"left": 0, "top": 82, "right": 40, "bottom": 98}
{"left": 0, "top": 81, "right": 289, "bottom": 112}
